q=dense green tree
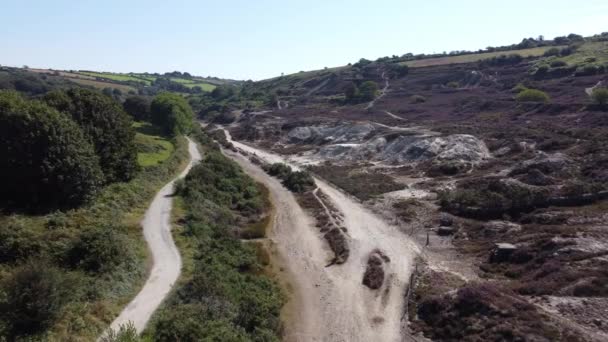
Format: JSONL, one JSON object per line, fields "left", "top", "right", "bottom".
{"left": 122, "top": 95, "right": 151, "bottom": 121}
{"left": 344, "top": 82, "right": 360, "bottom": 102}
{"left": 151, "top": 92, "right": 194, "bottom": 136}
{"left": 0, "top": 90, "right": 102, "bottom": 210}
{"left": 359, "top": 80, "right": 379, "bottom": 101}
{"left": 44, "top": 88, "right": 138, "bottom": 183}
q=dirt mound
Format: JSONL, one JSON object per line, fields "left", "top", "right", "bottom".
{"left": 363, "top": 249, "right": 390, "bottom": 290}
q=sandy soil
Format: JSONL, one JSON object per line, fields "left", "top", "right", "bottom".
{"left": 100, "top": 138, "right": 201, "bottom": 337}
{"left": 224, "top": 132, "right": 420, "bottom": 342}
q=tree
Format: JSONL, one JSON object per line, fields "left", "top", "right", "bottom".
{"left": 344, "top": 82, "right": 360, "bottom": 103}
{"left": 44, "top": 88, "right": 138, "bottom": 183}
{"left": 359, "top": 81, "right": 379, "bottom": 101}
{"left": 123, "top": 95, "right": 151, "bottom": 121}
{"left": 151, "top": 92, "right": 194, "bottom": 136}
{"left": 0, "top": 90, "right": 102, "bottom": 210}
{"left": 591, "top": 87, "right": 608, "bottom": 108}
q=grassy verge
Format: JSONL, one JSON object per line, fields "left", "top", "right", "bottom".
{"left": 0, "top": 129, "right": 189, "bottom": 341}
{"left": 134, "top": 122, "right": 175, "bottom": 167}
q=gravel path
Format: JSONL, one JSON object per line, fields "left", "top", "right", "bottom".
{"left": 100, "top": 137, "right": 201, "bottom": 337}
{"left": 224, "top": 132, "right": 419, "bottom": 342}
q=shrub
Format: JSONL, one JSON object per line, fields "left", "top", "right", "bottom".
{"left": 550, "top": 60, "right": 567, "bottom": 67}
{"left": 591, "top": 87, "right": 608, "bottom": 108}
{"left": 543, "top": 47, "right": 560, "bottom": 57}
{"left": 44, "top": 88, "right": 138, "bottom": 183}
{"left": 264, "top": 163, "right": 292, "bottom": 179}
{"left": 151, "top": 92, "right": 194, "bottom": 136}
{"left": 446, "top": 81, "right": 460, "bottom": 88}
{"left": 67, "top": 226, "right": 135, "bottom": 273}
{"left": 358, "top": 81, "right": 379, "bottom": 101}
{"left": 481, "top": 54, "right": 523, "bottom": 67}
{"left": 0, "top": 263, "right": 79, "bottom": 338}
{"left": 344, "top": 82, "right": 360, "bottom": 102}
{"left": 0, "top": 90, "right": 102, "bottom": 210}
{"left": 410, "top": 95, "right": 426, "bottom": 103}
{"left": 282, "top": 171, "right": 315, "bottom": 193}
{"left": 516, "top": 89, "right": 550, "bottom": 103}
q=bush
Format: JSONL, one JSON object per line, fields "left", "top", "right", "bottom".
{"left": 0, "top": 263, "right": 79, "bottom": 338}
{"left": 516, "top": 89, "right": 550, "bottom": 103}
{"left": 481, "top": 54, "right": 523, "bottom": 67}
{"left": 44, "top": 88, "right": 138, "bottom": 183}
{"left": 264, "top": 163, "right": 292, "bottom": 179}
{"left": 358, "top": 81, "right": 379, "bottom": 101}
{"left": 543, "top": 47, "right": 560, "bottom": 57}
{"left": 67, "top": 226, "right": 135, "bottom": 273}
{"left": 410, "top": 95, "right": 426, "bottom": 103}
{"left": 283, "top": 171, "right": 315, "bottom": 193}
{"left": 550, "top": 60, "right": 567, "bottom": 67}
{"left": 263, "top": 163, "right": 315, "bottom": 193}
{"left": 446, "top": 81, "right": 459, "bottom": 88}
{"left": 151, "top": 92, "right": 194, "bottom": 136}
{"left": 591, "top": 87, "right": 608, "bottom": 108}
{"left": 0, "top": 90, "right": 103, "bottom": 210}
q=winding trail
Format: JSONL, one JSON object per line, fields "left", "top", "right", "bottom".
{"left": 223, "top": 130, "right": 419, "bottom": 342}
{"left": 101, "top": 138, "right": 202, "bottom": 337}
{"left": 366, "top": 71, "right": 390, "bottom": 110}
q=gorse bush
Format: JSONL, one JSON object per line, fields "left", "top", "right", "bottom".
{"left": 263, "top": 163, "right": 315, "bottom": 193}
{"left": 0, "top": 90, "right": 103, "bottom": 210}
{"left": 591, "top": 87, "right": 608, "bottom": 108}
{"left": 516, "top": 88, "right": 550, "bottom": 103}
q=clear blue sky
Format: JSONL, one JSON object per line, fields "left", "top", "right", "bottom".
{"left": 2, "top": 0, "right": 607, "bottom": 80}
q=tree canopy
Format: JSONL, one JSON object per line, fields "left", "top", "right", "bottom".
{"left": 123, "top": 95, "right": 151, "bottom": 121}
{"left": 44, "top": 88, "right": 138, "bottom": 183}
{"left": 0, "top": 90, "right": 103, "bottom": 210}
{"left": 151, "top": 92, "right": 194, "bottom": 136}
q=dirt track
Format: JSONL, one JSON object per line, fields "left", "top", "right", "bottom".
{"left": 101, "top": 138, "right": 201, "bottom": 337}
{"left": 224, "top": 133, "right": 419, "bottom": 342}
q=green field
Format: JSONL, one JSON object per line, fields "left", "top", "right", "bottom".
{"left": 78, "top": 71, "right": 151, "bottom": 85}
{"left": 68, "top": 77, "right": 138, "bottom": 93}
{"left": 402, "top": 46, "right": 566, "bottom": 68}
{"left": 558, "top": 41, "right": 608, "bottom": 65}
{"left": 170, "top": 77, "right": 217, "bottom": 91}
{"left": 133, "top": 122, "right": 175, "bottom": 167}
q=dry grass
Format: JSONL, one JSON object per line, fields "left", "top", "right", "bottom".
{"left": 403, "top": 46, "right": 565, "bottom": 68}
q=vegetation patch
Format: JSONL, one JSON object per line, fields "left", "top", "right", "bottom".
{"left": 0, "top": 135, "right": 189, "bottom": 341}
{"left": 143, "top": 138, "right": 283, "bottom": 341}
{"left": 310, "top": 163, "right": 402, "bottom": 201}
{"left": 133, "top": 122, "right": 175, "bottom": 167}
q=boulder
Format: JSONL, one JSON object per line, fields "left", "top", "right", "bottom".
{"left": 489, "top": 243, "right": 517, "bottom": 263}
{"left": 439, "top": 214, "right": 453, "bottom": 227}
{"left": 482, "top": 221, "right": 521, "bottom": 237}
{"left": 437, "top": 226, "right": 456, "bottom": 236}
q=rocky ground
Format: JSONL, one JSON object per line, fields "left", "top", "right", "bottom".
{"left": 215, "top": 51, "right": 608, "bottom": 341}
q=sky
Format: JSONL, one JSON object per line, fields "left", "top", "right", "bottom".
{"left": 2, "top": 0, "right": 607, "bottom": 80}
